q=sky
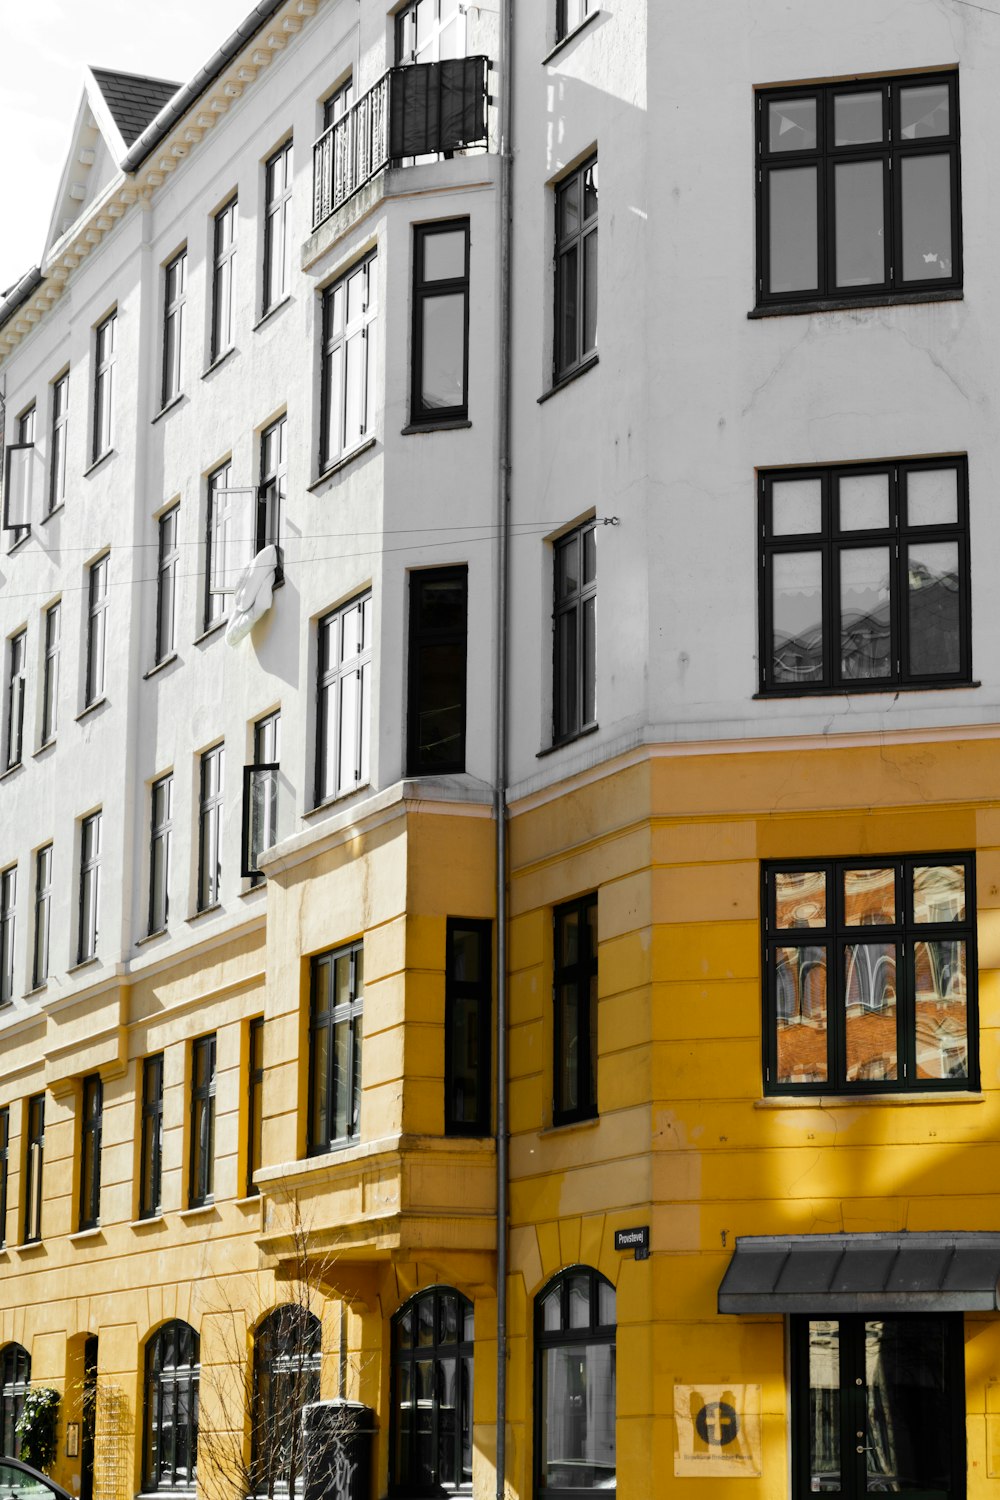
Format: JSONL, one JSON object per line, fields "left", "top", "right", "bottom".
{"left": 0, "top": 0, "right": 256, "bottom": 293}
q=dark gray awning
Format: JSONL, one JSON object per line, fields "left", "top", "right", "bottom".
{"left": 718, "top": 1232, "right": 1000, "bottom": 1314}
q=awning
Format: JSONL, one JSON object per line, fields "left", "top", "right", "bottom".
{"left": 718, "top": 1232, "right": 1000, "bottom": 1314}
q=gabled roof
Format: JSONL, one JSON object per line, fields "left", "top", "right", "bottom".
{"left": 89, "top": 68, "right": 181, "bottom": 148}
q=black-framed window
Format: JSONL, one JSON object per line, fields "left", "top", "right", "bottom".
{"left": 189, "top": 1034, "right": 216, "bottom": 1208}
{"left": 205, "top": 460, "right": 232, "bottom": 630}
{"left": 309, "top": 942, "right": 363, "bottom": 1153}
{"left": 534, "top": 1267, "right": 616, "bottom": 1499}
{"left": 790, "top": 1313, "right": 964, "bottom": 1499}
{"left": 554, "top": 156, "right": 598, "bottom": 381}
{"left": 323, "top": 76, "right": 354, "bottom": 130}
{"left": 0, "top": 1109, "right": 8, "bottom": 1247}
{"left": 7, "top": 406, "right": 34, "bottom": 547}
{"left": 391, "top": 1286, "right": 473, "bottom": 1495}
{"left": 396, "top": 0, "right": 466, "bottom": 64}
{"left": 556, "top": 0, "right": 593, "bottom": 39}
{"left": 79, "top": 1073, "right": 103, "bottom": 1231}
{"left": 757, "top": 72, "right": 961, "bottom": 308}
{"left": 407, "top": 567, "right": 467, "bottom": 775}
{"left": 41, "top": 601, "right": 60, "bottom": 745}
{"left": 445, "top": 919, "right": 491, "bottom": 1136}
{"left": 0, "top": 869, "right": 13, "bottom": 1007}
{"left": 263, "top": 141, "right": 293, "bottom": 314}
{"left": 247, "top": 1017, "right": 264, "bottom": 1197}
{"left": 149, "top": 774, "right": 172, "bottom": 934}
{"left": 32, "top": 845, "right": 51, "bottom": 990}
{"left": 162, "top": 249, "right": 187, "bottom": 407}
{"left": 553, "top": 894, "right": 597, "bottom": 1125}
{"left": 144, "top": 1321, "right": 199, "bottom": 1491}
{"left": 23, "top": 1093, "right": 44, "bottom": 1244}
{"left": 411, "top": 221, "right": 470, "bottom": 424}
{"left": 49, "top": 370, "right": 68, "bottom": 514}
{"left": 211, "top": 197, "right": 238, "bottom": 362}
{"left": 243, "top": 711, "right": 280, "bottom": 883}
{"left": 763, "top": 855, "right": 977, "bottom": 1095}
{"left": 78, "top": 810, "right": 101, "bottom": 964}
{"left": 0, "top": 1345, "right": 29, "bottom": 1458}
{"left": 553, "top": 520, "right": 596, "bottom": 743}
{"left": 251, "top": 1305, "right": 321, "bottom": 1495}
{"left": 5, "top": 631, "right": 25, "bottom": 771}
{"left": 92, "top": 310, "right": 116, "bottom": 462}
{"left": 316, "top": 592, "right": 372, "bottom": 805}
{"left": 258, "top": 415, "right": 286, "bottom": 571}
{"left": 760, "top": 457, "right": 970, "bottom": 693}
{"left": 198, "top": 743, "right": 224, "bottom": 911}
{"left": 156, "top": 507, "right": 179, "bottom": 664}
{"left": 319, "top": 251, "right": 377, "bottom": 473}
{"left": 139, "top": 1054, "right": 164, "bottom": 1220}
{"left": 85, "top": 554, "right": 109, "bottom": 707}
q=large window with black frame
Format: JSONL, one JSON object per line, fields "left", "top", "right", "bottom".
{"left": 0, "top": 1109, "right": 8, "bottom": 1248}
{"left": 315, "top": 592, "right": 372, "bottom": 805}
{"left": 556, "top": 0, "right": 593, "bottom": 41}
{"left": 23, "top": 1093, "right": 44, "bottom": 1244}
{"left": 155, "top": 507, "right": 179, "bottom": 665}
{"left": 554, "top": 154, "right": 598, "bottom": 382}
{"left": 85, "top": 554, "right": 109, "bottom": 707}
{"left": 139, "top": 1054, "right": 164, "bottom": 1220}
{"left": 534, "top": 1267, "right": 616, "bottom": 1498}
{"left": 161, "top": 248, "right": 187, "bottom": 408}
{"left": 258, "top": 415, "right": 286, "bottom": 573}
{"left": 198, "top": 744, "right": 224, "bottom": 910}
{"left": 411, "top": 220, "right": 470, "bottom": 425}
{"left": 78, "top": 1073, "right": 103, "bottom": 1231}
{"left": 407, "top": 566, "right": 468, "bottom": 776}
{"left": 395, "top": 0, "right": 466, "bottom": 64}
{"left": 756, "top": 72, "right": 961, "bottom": 308}
{"left": 263, "top": 141, "right": 293, "bottom": 315}
{"left": 49, "top": 370, "right": 69, "bottom": 515}
{"left": 246, "top": 1017, "right": 264, "bottom": 1197}
{"left": 149, "top": 774, "right": 172, "bottom": 935}
{"left": 391, "top": 1286, "right": 474, "bottom": 1495}
{"left": 243, "top": 711, "right": 280, "bottom": 885}
{"left": 760, "top": 457, "right": 969, "bottom": 694}
{"left": 32, "top": 845, "right": 51, "bottom": 989}
{"left": 309, "top": 941, "right": 363, "bottom": 1153}
{"left": 189, "top": 1034, "right": 216, "bottom": 1208}
{"left": 92, "top": 310, "right": 116, "bottom": 463}
{"left": 41, "top": 601, "right": 60, "bottom": 746}
{"left": 144, "top": 1322, "right": 199, "bottom": 1492}
{"left": 211, "top": 197, "right": 237, "bottom": 363}
{"left": 250, "top": 1306, "right": 321, "bottom": 1496}
{"left": 0, "top": 1345, "right": 29, "bottom": 1458}
{"left": 553, "top": 894, "right": 598, "bottom": 1125}
{"left": 319, "top": 251, "right": 377, "bottom": 474}
{"left": 78, "top": 810, "right": 101, "bottom": 963}
{"left": 763, "top": 855, "right": 977, "bottom": 1095}
{"left": 553, "top": 519, "right": 596, "bottom": 743}
{"left": 0, "top": 869, "right": 13, "bottom": 1007}
{"left": 445, "top": 918, "right": 491, "bottom": 1136}
{"left": 5, "top": 630, "right": 25, "bottom": 771}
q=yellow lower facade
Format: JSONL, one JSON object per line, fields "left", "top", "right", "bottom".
{"left": 3, "top": 739, "right": 1000, "bottom": 1499}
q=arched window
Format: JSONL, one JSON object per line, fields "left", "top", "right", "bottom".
{"left": 391, "top": 1286, "right": 473, "bottom": 1495}
{"left": 0, "top": 1345, "right": 29, "bottom": 1458}
{"left": 251, "top": 1305, "right": 322, "bottom": 1496}
{"left": 144, "top": 1321, "right": 199, "bottom": 1491}
{"left": 534, "top": 1267, "right": 616, "bottom": 1497}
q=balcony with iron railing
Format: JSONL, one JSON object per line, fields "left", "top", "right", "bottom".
{"left": 311, "top": 56, "right": 491, "bottom": 232}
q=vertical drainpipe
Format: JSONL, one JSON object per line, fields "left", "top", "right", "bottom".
{"left": 494, "top": 0, "right": 514, "bottom": 1497}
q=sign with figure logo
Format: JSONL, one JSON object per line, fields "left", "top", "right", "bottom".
{"left": 673, "top": 1385, "right": 762, "bottom": 1477}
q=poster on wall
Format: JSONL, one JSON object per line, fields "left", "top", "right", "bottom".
{"left": 673, "top": 1384, "right": 762, "bottom": 1478}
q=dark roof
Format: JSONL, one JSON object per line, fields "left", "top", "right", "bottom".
{"left": 0, "top": 268, "right": 43, "bottom": 338}
{"left": 718, "top": 1232, "right": 1000, "bottom": 1315}
{"left": 90, "top": 67, "right": 181, "bottom": 148}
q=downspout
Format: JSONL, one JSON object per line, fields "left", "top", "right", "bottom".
{"left": 494, "top": 0, "right": 514, "bottom": 1497}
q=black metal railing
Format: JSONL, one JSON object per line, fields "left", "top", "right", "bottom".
{"left": 312, "top": 56, "right": 490, "bottom": 231}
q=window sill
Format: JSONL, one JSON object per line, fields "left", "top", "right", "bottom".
{"left": 13, "top": 1241, "right": 45, "bottom": 1255}
{"left": 193, "top": 618, "right": 227, "bottom": 647}
{"left": 756, "top": 1091, "right": 985, "bottom": 1109}
{"left": 253, "top": 295, "right": 292, "bottom": 332}
{"left": 542, "top": 5, "right": 601, "bottom": 63}
{"left": 23, "top": 984, "right": 47, "bottom": 999}
{"left": 67, "top": 956, "right": 100, "bottom": 975}
{"left": 305, "top": 783, "right": 372, "bottom": 819}
{"left": 144, "top": 653, "right": 179, "bottom": 681}
{"left": 239, "top": 882, "right": 267, "bottom": 901}
{"left": 186, "top": 904, "right": 222, "bottom": 924}
{"left": 400, "top": 417, "right": 472, "bottom": 435}
{"left": 538, "top": 353, "right": 599, "bottom": 403}
{"left": 748, "top": 288, "right": 964, "bottom": 319}
{"left": 202, "top": 346, "right": 237, "bottom": 380}
{"left": 308, "top": 436, "right": 378, "bottom": 490}
{"left": 234, "top": 1194, "right": 261, "bottom": 1207}
{"left": 542, "top": 1113, "right": 599, "bottom": 1136}
{"left": 69, "top": 1227, "right": 104, "bottom": 1243}
{"left": 130, "top": 1214, "right": 165, "bottom": 1228}
{"left": 136, "top": 927, "right": 168, "bottom": 947}
{"left": 754, "top": 680, "right": 980, "bottom": 699}
{"left": 0, "top": 762, "right": 24, "bottom": 783}
{"left": 151, "top": 393, "right": 185, "bottom": 425}
{"left": 537, "top": 722, "right": 599, "bottom": 758}
{"left": 6, "top": 529, "right": 31, "bottom": 555}
{"left": 40, "top": 503, "right": 65, "bottom": 527}
{"left": 75, "top": 696, "right": 108, "bottom": 723}
{"left": 83, "top": 449, "right": 115, "bottom": 478}
{"left": 179, "top": 1202, "right": 217, "bottom": 1220}
{"left": 32, "top": 740, "right": 55, "bottom": 760}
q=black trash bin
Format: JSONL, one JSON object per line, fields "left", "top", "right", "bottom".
{"left": 301, "top": 1399, "right": 377, "bottom": 1500}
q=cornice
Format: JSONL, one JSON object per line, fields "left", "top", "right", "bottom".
{"left": 0, "top": 0, "right": 320, "bottom": 365}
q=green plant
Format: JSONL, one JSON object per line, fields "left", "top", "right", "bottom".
{"left": 16, "top": 1387, "right": 60, "bottom": 1473}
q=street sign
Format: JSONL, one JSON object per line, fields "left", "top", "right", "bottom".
{"left": 614, "top": 1225, "right": 650, "bottom": 1259}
